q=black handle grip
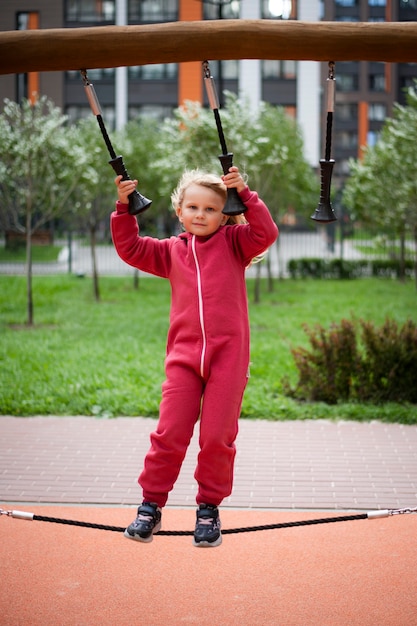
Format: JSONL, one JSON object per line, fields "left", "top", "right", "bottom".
{"left": 109, "top": 155, "right": 152, "bottom": 215}
{"left": 310, "top": 159, "right": 337, "bottom": 223}
{"left": 218, "top": 153, "right": 247, "bottom": 216}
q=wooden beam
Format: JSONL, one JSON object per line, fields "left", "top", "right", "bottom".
{"left": 1, "top": 20, "right": 417, "bottom": 76}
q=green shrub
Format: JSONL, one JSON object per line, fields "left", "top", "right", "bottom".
{"left": 285, "top": 317, "right": 417, "bottom": 404}
{"left": 285, "top": 319, "right": 359, "bottom": 403}
{"left": 356, "top": 318, "right": 417, "bottom": 403}
{"left": 371, "top": 259, "right": 414, "bottom": 279}
{"left": 287, "top": 257, "right": 413, "bottom": 280}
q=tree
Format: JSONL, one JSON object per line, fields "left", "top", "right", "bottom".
{"left": 70, "top": 117, "right": 116, "bottom": 301}
{"left": 0, "top": 97, "right": 92, "bottom": 324}
{"left": 157, "top": 93, "right": 316, "bottom": 219}
{"left": 343, "top": 81, "right": 417, "bottom": 287}
{"left": 155, "top": 94, "right": 316, "bottom": 296}
{"left": 114, "top": 117, "right": 170, "bottom": 235}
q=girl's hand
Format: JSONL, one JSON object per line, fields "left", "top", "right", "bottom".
{"left": 115, "top": 175, "right": 138, "bottom": 205}
{"left": 222, "top": 166, "right": 245, "bottom": 193}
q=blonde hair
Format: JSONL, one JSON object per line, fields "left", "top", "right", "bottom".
{"left": 171, "top": 169, "right": 247, "bottom": 225}
{"left": 171, "top": 169, "right": 266, "bottom": 264}
{"left": 171, "top": 169, "right": 226, "bottom": 211}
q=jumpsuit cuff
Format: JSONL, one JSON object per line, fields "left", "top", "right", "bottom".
{"left": 115, "top": 200, "right": 130, "bottom": 214}
{"left": 238, "top": 185, "right": 253, "bottom": 203}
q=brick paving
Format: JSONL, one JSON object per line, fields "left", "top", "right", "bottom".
{"left": 1, "top": 416, "right": 416, "bottom": 511}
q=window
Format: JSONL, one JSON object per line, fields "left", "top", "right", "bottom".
{"left": 338, "top": 159, "right": 352, "bottom": 176}
{"left": 129, "top": 105, "right": 174, "bottom": 121}
{"left": 368, "top": 103, "right": 386, "bottom": 121}
{"left": 336, "top": 131, "right": 358, "bottom": 149}
{"left": 128, "top": 64, "right": 177, "bottom": 80}
{"left": 400, "top": 0, "right": 417, "bottom": 9}
{"left": 262, "top": 0, "right": 295, "bottom": 19}
{"left": 66, "top": 105, "right": 91, "bottom": 124}
{"left": 203, "top": 1, "right": 240, "bottom": 19}
{"left": 66, "top": 68, "right": 115, "bottom": 80}
{"left": 262, "top": 60, "right": 296, "bottom": 79}
{"left": 17, "top": 12, "right": 30, "bottom": 29}
{"left": 207, "top": 60, "right": 239, "bottom": 81}
{"left": 337, "top": 73, "right": 359, "bottom": 91}
{"left": 369, "top": 0, "right": 386, "bottom": 5}
{"left": 336, "top": 63, "right": 359, "bottom": 92}
{"left": 66, "top": 105, "right": 115, "bottom": 129}
{"left": 367, "top": 130, "right": 380, "bottom": 147}
{"left": 369, "top": 73, "right": 386, "bottom": 91}
{"left": 66, "top": 0, "right": 115, "bottom": 22}
{"left": 335, "top": 103, "right": 357, "bottom": 122}
{"left": 129, "top": 0, "right": 178, "bottom": 22}
{"left": 399, "top": 75, "right": 417, "bottom": 91}
{"left": 335, "top": 0, "right": 357, "bottom": 6}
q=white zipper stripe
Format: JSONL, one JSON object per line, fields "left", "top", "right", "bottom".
{"left": 191, "top": 235, "right": 206, "bottom": 378}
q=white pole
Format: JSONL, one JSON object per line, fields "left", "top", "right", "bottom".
{"left": 115, "top": 0, "right": 128, "bottom": 130}
{"left": 297, "top": 0, "right": 321, "bottom": 166}
{"left": 239, "top": 0, "right": 261, "bottom": 113}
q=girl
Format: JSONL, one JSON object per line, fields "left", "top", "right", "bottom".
{"left": 111, "top": 166, "right": 278, "bottom": 547}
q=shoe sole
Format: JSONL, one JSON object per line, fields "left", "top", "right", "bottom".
{"left": 123, "top": 520, "right": 162, "bottom": 543}
{"left": 193, "top": 534, "right": 222, "bottom": 548}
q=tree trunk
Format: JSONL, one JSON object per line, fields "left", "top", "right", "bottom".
{"left": 67, "top": 229, "right": 73, "bottom": 274}
{"left": 25, "top": 209, "right": 34, "bottom": 326}
{"left": 266, "top": 253, "right": 274, "bottom": 292}
{"left": 399, "top": 231, "right": 405, "bottom": 283}
{"left": 90, "top": 225, "right": 100, "bottom": 302}
{"left": 414, "top": 226, "right": 417, "bottom": 292}
{"left": 133, "top": 269, "right": 140, "bottom": 290}
{"left": 275, "top": 238, "right": 283, "bottom": 280}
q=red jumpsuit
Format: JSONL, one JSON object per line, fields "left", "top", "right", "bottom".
{"left": 111, "top": 185, "right": 278, "bottom": 507}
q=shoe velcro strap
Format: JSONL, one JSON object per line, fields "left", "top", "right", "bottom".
{"left": 197, "top": 507, "right": 217, "bottom": 518}
{"left": 139, "top": 503, "right": 158, "bottom": 516}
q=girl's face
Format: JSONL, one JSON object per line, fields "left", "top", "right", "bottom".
{"left": 176, "top": 184, "right": 227, "bottom": 237}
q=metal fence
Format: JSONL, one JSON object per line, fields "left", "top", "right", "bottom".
{"left": 0, "top": 226, "right": 415, "bottom": 279}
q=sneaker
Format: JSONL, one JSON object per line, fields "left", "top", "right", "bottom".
{"left": 124, "top": 502, "right": 162, "bottom": 543}
{"left": 193, "top": 504, "right": 222, "bottom": 548}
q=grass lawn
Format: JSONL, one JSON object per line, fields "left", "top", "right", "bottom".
{"left": 0, "top": 274, "right": 416, "bottom": 423}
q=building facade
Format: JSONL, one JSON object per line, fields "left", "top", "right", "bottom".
{"left": 0, "top": 0, "right": 416, "bottom": 176}
{"left": 322, "top": 0, "right": 417, "bottom": 179}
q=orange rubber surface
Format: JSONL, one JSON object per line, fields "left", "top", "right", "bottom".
{"left": 1, "top": 505, "right": 416, "bottom": 625}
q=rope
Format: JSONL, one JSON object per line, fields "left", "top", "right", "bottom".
{"left": 1, "top": 510, "right": 373, "bottom": 535}
{"left": 97, "top": 115, "right": 117, "bottom": 159}
{"left": 221, "top": 513, "right": 368, "bottom": 535}
{"left": 33, "top": 515, "right": 126, "bottom": 533}
{"left": 2, "top": 507, "right": 415, "bottom": 536}
{"left": 325, "top": 111, "right": 333, "bottom": 161}
{"left": 213, "top": 109, "right": 228, "bottom": 155}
